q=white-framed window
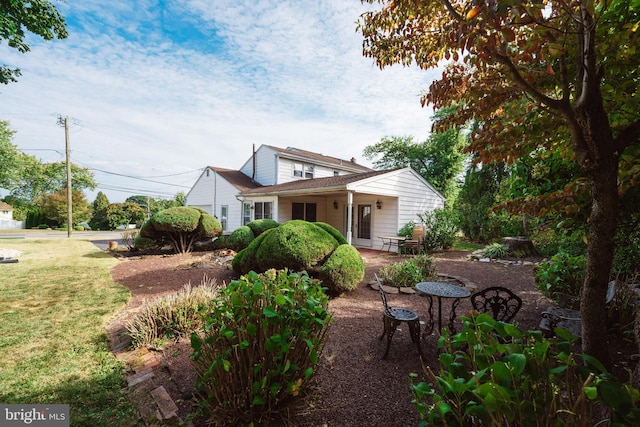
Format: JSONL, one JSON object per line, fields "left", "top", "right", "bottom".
{"left": 305, "top": 165, "right": 314, "bottom": 179}
{"left": 220, "top": 205, "right": 228, "bottom": 231}
{"left": 254, "top": 202, "right": 273, "bottom": 220}
{"left": 293, "top": 163, "right": 314, "bottom": 179}
{"left": 243, "top": 203, "right": 252, "bottom": 225}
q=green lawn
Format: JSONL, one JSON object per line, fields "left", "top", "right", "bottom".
{"left": 0, "top": 239, "right": 138, "bottom": 426}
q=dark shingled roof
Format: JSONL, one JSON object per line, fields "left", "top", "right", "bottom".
{"left": 241, "top": 169, "right": 393, "bottom": 195}
{"left": 209, "top": 167, "right": 262, "bottom": 192}
{"left": 265, "top": 145, "right": 372, "bottom": 173}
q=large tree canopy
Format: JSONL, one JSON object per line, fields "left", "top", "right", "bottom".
{"left": 363, "top": 107, "right": 467, "bottom": 202}
{"left": 0, "top": 0, "right": 67, "bottom": 84}
{"left": 358, "top": 0, "right": 640, "bottom": 365}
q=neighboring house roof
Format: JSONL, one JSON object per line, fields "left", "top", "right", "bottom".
{"left": 241, "top": 169, "right": 394, "bottom": 196}
{"left": 209, "top": 167, "right": 263, "bottom": 192}
{"left": 265, "top": 145, "right": 373, "bottom": 173}
{"left": 0, "top": 201, "right": 13, "bottom": 210}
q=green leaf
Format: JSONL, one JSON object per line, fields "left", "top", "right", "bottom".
{"left": 505, "top": 353, "right": 526, "bottom": 376}
{"left": 263, "top": 306, "right": 277, "bottom": 318}
{"left": 584, "top": 386, "right": 598, "bottom": 399}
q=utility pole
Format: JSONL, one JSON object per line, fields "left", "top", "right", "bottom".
{"left": 58, "top": 116, "right": 72, "bottom": 238}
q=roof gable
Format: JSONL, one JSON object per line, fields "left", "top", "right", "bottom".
{"left": 211, "top": 167, "right": 262, "bottom": 192}
{"left": 0, "top": 201, "right": 13, "bottom": 210}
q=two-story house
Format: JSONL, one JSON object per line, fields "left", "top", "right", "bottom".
{"left": 186, "top": 145, "right": 445, "bottom": 250}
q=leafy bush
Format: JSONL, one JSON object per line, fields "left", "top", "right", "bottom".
{"left": 319, "top": 244, "right": 364, "bottom": 295}
{"left": 483, "top": 242, "right": 510, "bottom": 259}
{"left": 534, "top": 252, "right": 586, "bottom": 299}
{"left": 134, "top": 236, "right": 157, "bottom": 251}
{"left": 126, "top": 279, "right": 220, "bottom": 349}
{"left": 246, "top": 218, "right": 280, "bottom": 236}
{"left": 313, "top": 221, "right": 348, "bottom": 245}
{"left": 37, "top": 223, "right": 49, "bottom": 229}
{"left": 398, "top": 221, "right": 417, "bottom": 238}
{"left": 227, "top": 225, "right": 255, "bottom": 251}
{"left": 411, "top": 314, "right": 640, "bottom": 426}
{"left": 139, "top": 206, "right": 222, "bottom": 253}
{"left": 379, "top": 256, "right": 437, "bottom": 288}
{"left": 418, "top": 208, "right": 461, "bottom": 251}
{"left": 191, "top": 270, "right": 331, "bottom": 426}
{"left": 73, "top": 225, "right": 84, "bottom": 231}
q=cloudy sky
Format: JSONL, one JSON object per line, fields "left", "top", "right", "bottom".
{"left": 1, "top": 0, "right": 439, "bottom": 203}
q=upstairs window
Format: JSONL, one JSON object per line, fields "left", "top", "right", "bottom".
{"left": 293, "top": 163, "right": 314, "bottom": 179}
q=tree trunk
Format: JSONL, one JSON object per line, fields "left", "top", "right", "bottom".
{"left": 580, "top": 163, "right": 618, "bottom": 368}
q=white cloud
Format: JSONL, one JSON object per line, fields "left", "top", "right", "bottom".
{"left": 1, "top": 0, "right": 437, "bottom": 202}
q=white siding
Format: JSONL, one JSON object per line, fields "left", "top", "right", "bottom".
{"left": 240, "top": 146, "right": 278, "bottom": 185}
{"left": 186, "top": 169, "right": 246, "bottom": 232}
{"left": 186, "top": 169, "right": 214, "bottom": 214}
{"left": 350, "top": 168, "right": 445, "bottom": 250}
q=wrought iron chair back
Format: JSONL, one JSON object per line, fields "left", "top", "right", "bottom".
{"left": 470, "top": 286, "right": 522, "bottom": 323}
{"left": 374, "top": 274, "right": 424, "bottom": 360}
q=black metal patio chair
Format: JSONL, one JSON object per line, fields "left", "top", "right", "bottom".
{"left": 374, "top": 274, "right": 424, "bottom": 360}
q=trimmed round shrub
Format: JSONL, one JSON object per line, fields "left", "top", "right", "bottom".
{"left": 232, "top": 220, "right": 364, "bottom": 293}
{"left": 139, "top": 207, "right": 221, "bottom": 253}
{"left": 313, "top": 222, "right": 348, "bottom": 245}
{"left": 231, "top": 229, "right": 273, "bottom": 274}
{"left": 191, "top": 269, "right": 331, "bottom": 426}
{"left": 319, "top": 244, "right": 364, "bottom": 295}
{"left": 246, "top": 218, "right": 280, "bottom": 236}
{"left": 227, "top": 225, "right": 255, "bottom": 251}
{"left": 254, "top": 220, "right": 339, "bottom": 272}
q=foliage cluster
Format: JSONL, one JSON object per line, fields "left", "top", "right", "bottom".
{"left": 410, "top": 314, "right": 640, "bottom": 426}
{"left": 191, "top": 270, "right": 331, "bottom": 426}
{"left": 319, "top": 244, "right": 365, "bottom": 294}
{"left": 535, "top": 253, "right": 587, "bottom": 300}
{"left": 417, "top": 207, "right": 461, "bottom": 251}
{"left": 379, "top": 255, "right": 437, "bottom": 288}
{"left": 126, "top": 280, "right": 220, "bottom": 349}
{"left": 232, "top": 220, "right": 363, "bottom": 295}
{"left": 482, "top": 243, "right": 510, "bottom": 259}
{"left": 139, "top": 207, "right": 221, "bottom": 254}
{"left": 226, "top": 219, "right": 280, "bottom": 251}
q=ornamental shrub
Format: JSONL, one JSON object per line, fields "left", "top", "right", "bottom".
{"left": 483, "top": 242, "right": 510, "bottom": 259}
{"left": 379, "top": 256, "right": 437, "bottom": 288}
{"left": 418, "top": 208, "right": 461, "bottom": 252}
{"left": 246, "top": 218, "right": 280, "bottom": 236}
{"left": 534, "top": 252, "right": 586, "bottom": 301}
{"left": 319, "top": 244, "right": 364, "bottom": 295}
{"left": 191, "top": 270, "right": 331, "bottom": 426}
{"left": 313, "top": 221, "right": 348, "bottom": 245}
{"left": 126, "top": 279, "right": 220, "bottom": 349}
{"left": 139, "top": 206, "right": 221, "bottom": 253}
{"left": 411, "top": 314, "right": 640, "bottom": 426}
{"left": 227, "top": 225, "right": 254, "bottom": 251}
{"left": 254, "top": 220, "right": 338, "bottom": 272}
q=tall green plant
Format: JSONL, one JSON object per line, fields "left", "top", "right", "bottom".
{"left": 410, "top": 314, "right": 640, "bottom": 426}
{"left": 417, "top": 207, "right": 461, "bottom": 251}
{"left": 191, "top": 270, "right": 331, "bottom": 426}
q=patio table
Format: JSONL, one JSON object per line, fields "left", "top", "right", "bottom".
{"left": 415, "top": 281, "right": 471, "bottom": 336}
{"left": 378, "top": 235, "right": 405, "bottom": 252}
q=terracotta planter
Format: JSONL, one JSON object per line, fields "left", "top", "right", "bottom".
{"left": 108, "top": 241, "right": 118, "bottom": 250}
